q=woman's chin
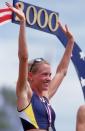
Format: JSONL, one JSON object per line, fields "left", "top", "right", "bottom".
{"left": 42, "top": 86, "right": 49, "bottom": 91}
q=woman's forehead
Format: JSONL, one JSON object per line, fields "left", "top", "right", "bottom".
{"left": 38, "top": 63, "right": 51, "bottom": 71}
{"left": 28, "top": 58, "right": 50, "bottom": 73}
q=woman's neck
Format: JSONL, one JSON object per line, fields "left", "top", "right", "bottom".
{"left": 32, "top": 88, "right": 48, "bottom": 98}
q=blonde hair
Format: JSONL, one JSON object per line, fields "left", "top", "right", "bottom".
{"left": 28, "top": 58, "right": 50, "bottom": 73}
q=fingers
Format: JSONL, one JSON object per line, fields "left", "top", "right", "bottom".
{"left": 5, "top": 2, "right": 12, "bottom": 8}
{"left": 5, "top": 2, "right": 14, "bottom": 12}
{"left": 5, "top": 2, "right": 19, "bottom": 14}
{"left": 15, "top": 3, "right": 20, "bottom": 9}
{"left": 65, "top": 24, "right": 73, "bottom": 39}
{"left": 58, "top": 21, "right": 66, "bottom": 33}
{"left": 58, "top": 21, "right": 62, "bottom": 27}
{"left": 6, "top": 2, "right": 18, "bottom": 11}
{"left": 65, "top": 24, "right": 68, "bottom": 32}
{"left": 59, "top": 21, "right": 73, "bottom": 39}
{"left": 5, "top": 2, "right": 25, "bottom": 21}
{"left": 58, "top": 21, "right": 69, "bottom": 34}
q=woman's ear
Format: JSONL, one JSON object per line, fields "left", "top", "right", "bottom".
{"left": 28, "top": 72, "right": 33, "bottom": 81}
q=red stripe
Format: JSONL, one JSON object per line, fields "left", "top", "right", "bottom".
{"left": 0, "top": 14, "right": 12, "bottom": 23}
{"left": 0, "top": 8, "right": 11, "bottom": 13}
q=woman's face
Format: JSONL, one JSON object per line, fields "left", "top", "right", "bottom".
{"left": 31, "top": 63, "right": 52, "bottom": 91}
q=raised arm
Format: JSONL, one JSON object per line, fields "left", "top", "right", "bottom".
{"left": 76, "top": 105, "right": 85, "bottom": 131}
{"left": 48, "top": 22, "right": 74, "bottom": 99}
{"left": 6, "top": 3, "right": 31, "bottom": 96}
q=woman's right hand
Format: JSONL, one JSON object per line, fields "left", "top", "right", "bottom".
{"left": 6, "top": 2, "right": 25, "bottom": 21}
{"left": 58, "top": 21, "right": 74, "bottom": 41}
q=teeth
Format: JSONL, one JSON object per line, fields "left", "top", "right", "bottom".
{"left": 44, "top": 82, "right": 48, "bottom": 83}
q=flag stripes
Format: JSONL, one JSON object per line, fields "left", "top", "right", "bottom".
{"left": 0, "top": 8, "right": 12, "bottom": 25}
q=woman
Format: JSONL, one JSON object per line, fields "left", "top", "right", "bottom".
{"left": 6, "top": 2, "right": 74, "bottom": 131}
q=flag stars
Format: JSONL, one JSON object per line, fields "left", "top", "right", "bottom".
{"left": 79, "top": 51, "right": 85, "bottom": 61}
{"left": 80, "top": 77, "right": 85, "bottom": 87}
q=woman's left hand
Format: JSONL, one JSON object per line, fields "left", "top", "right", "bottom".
{"left": 58, "top": 21, "right": 74, "bottom": 40}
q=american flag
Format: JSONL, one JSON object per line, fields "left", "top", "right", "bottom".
{"left": 0, "top": 8, "right": 12, "bottom": 25}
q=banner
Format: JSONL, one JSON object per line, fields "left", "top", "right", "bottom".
{"left": 12, "top": 0, "right": 59, "bottom": 34}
